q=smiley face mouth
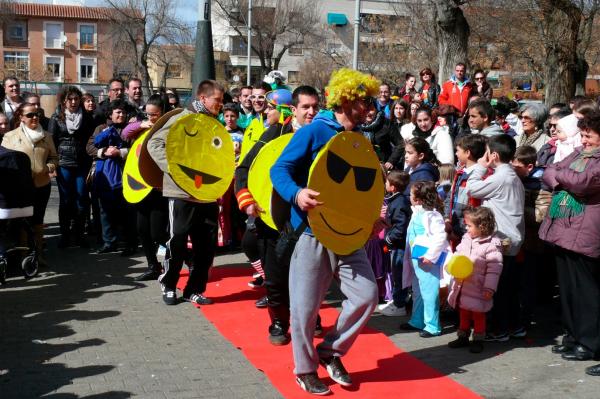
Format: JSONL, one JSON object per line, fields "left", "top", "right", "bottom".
{"left": 319, "top": 212, "right": 363, "bottom": 236}
{"left": 126, "top": 174, "right": 147, "bottom": 191}
{"left": 177, "top": 164, "right": 221, "bottom": 188}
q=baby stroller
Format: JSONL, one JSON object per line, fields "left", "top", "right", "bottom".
{"left": 0, "top": 146, "right": 38, "bottom": 284}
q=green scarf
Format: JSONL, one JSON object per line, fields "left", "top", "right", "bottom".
{"left": 548, "top": 148, "right": 599, "bottom": 219}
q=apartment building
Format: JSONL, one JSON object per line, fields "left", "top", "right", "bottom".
{"left": 0, "top": 2, "right": 114, "bottom": 91}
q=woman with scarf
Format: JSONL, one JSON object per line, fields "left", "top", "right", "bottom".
{"left": 411, "top": 106, "right": 454, "bottom": 164}
{"left": 2, "top": 102, "right": 58, "bottom": 266}
{"left": 86, "top": 99, "right": 136, "bottom": 255}
{"left": 539, "top": 111, "right": 600, "bottom": 376}
{"left": 49, "top": 86, "right": 96, "bottom": 248}
{"left": 517, "top": 103, "right": 549, "bottom": 152}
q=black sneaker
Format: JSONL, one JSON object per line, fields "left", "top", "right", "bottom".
{"left": 469, "top": 340, "right": 484, "bottom": 353}
{"left": 134, "top": 269, "right": 160, "bottom": 281}
{"left": 269, "top": 321, "right": 290, "bottom": 346}
{"left": 162, "top": 289, "right": 177, "bottom": 305}
{"left": 248, "top": 276, "right": 264, "bottom": 288}
{"left": 319, "top": 356, "right": 352, "bottom": 387}
{"left": 96, "top": 245, "right": 118, "bottom": 254}
{"left": 296, "top": 373, "right": 330, "bottom": 396}
{"left": 183, "top": 293, "right": 213, "bottom": 305}
{"left": 448, "top": 336, "right": 470, "bottom": 349}
{"left": 255, "top": 295, "right": 268, "bottom": 308}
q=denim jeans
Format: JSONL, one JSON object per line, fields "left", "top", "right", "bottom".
{"left": 391, "top": 249, "right": 408, "bottom": 307}
{"left": 56, "top": 166, "right": 89, "bottom": 213}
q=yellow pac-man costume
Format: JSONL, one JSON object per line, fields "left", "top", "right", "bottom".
{"left": 238, "top": 115, "right": 266, "bottom": 164}
{"left": 307, "top": 131, "right": 384, "bottom": 255}
{"left": 123, "top": 129, "right": 153, "bottom": 203}
{"left": 165, "top": 113, "right": 235, "bottom": 202}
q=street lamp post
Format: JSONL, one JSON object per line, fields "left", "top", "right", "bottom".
{"left": 352, "top": 0, "right": 360, "bottom": 70}
{"left": 192, "top": 0, "right": 216, "bottom": 91}
{"left": 246, "top": 0, "right": 252, "bottom": 85}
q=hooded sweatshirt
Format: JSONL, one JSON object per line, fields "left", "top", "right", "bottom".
{"left": 271, "top": 110, "right": 345, "bottom": 232}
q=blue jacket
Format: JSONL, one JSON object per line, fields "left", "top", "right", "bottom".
{"left": 384, "top": 192, "right": 411, "bottom": 249}
{"left": 403, "top": 162, "right": 440, "bottom": 196}
{"left": 270, "top": 110, "right": 344, "bottom": 231}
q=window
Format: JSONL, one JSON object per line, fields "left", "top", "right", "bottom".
{"left": 79, "top": 57, "right": 96, "bottom": 83}
{"left": 79, "top": 24, "right": 96, "bottom": 49}
{"left": 288, "top": 71, "right": 300, "bottom": 83}
{"left": 7, "top": 21, "right": 27, "bottom": 41}
{"left": 44, "top": 22, "right": 64, "bottom": 49}
{"left": 231, "top": 36, "right": 249, "bottom": 56}
{"left": 45, "top": 56, "right": 62, "bottom": 81}
{"left": 166, "top": 64, "right": 182, "bottom": 79}
{"left": 288, "top": 46, "right": 303, "bottom": 56}
{"left": 3, "top": 51, "right": 29, "bottom": 80}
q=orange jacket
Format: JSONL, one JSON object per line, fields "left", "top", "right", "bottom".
{"left": 438, "top": 78, "right": 473, "bottom": 115}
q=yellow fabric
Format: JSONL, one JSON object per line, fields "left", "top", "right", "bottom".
{"left": 248, "top": 134, "right": 293, "bottom": 230}
{"left": 239, "top": 116, "right": 265, "bottom": 164}
{"left": 123, "top": 129, "right": 152, "bottom": 203}
{"left": 307, "top": 132, "right": 384, "bottom": 255}
{"left": 445, "top": 254, "right": 474, "bottom": 279}
{"left": 166, "top": 113, "right": 235, "bottom": 202}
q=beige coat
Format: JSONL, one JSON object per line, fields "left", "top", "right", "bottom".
{"left": 2, "top": 126, "right": 58, "bottom": 187}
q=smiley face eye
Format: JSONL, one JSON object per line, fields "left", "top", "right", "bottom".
{"left": 212, "top": 136, "right": 223, "bottom": 149}
{"left": 184, "top": 127, "right": 198, "bottom": 137}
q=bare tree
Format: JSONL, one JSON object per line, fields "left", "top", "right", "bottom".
{"left": 102, "top": 0, "right": 192, "bottom": 94}
{"left": 0, "top": 0, "right": 14, "bottom": 26}
{"left": 214, "top": 0, "right": 321, "bottom": 76}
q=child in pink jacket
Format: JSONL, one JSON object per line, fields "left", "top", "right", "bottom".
{"left": 447, "top": 206, "right": 503, "bottom": 353}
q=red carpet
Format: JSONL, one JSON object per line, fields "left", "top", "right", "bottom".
{"left": 176, "top": 266, "right": 482, "bottom": 398}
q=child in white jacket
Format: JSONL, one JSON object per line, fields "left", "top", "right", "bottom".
{"left": 401, "top": 181, "right": 449, "bottom": 337}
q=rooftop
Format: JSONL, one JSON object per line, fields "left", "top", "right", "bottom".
{"left": 8, "top": 2, "right": 113, "bottom": 20}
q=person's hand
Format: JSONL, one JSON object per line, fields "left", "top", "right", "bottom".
{"left": 419, "top": 257, "right": 434, "bottom": 266}
{"left": 105, "top": 146, "right": 120, "bottom": 158}
{"left": 129, "top": 116, "right": 137, "bottom": 123}
{"left": 384, "top": 162, "right": 393, "bottom": 171}
{"left": 244, "top": 203, "right": 263, "bottom": 218}
{"left": 140, "top": 120, "right": 153, "bottom": 129}
{"left": 483, "top": 289, "right": 494, "bottom": 300}
{"left": 296, "top": 188, "right": 323, "bottom": 211}
{"left": 477, "top": 149, "right": 493, "bottom": 168}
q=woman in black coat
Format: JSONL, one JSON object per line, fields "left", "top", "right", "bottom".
{"left": 48, "top": 86, "right": 96, "bottom": 248}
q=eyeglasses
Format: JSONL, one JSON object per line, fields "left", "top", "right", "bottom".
{"left": 548, "top": 123, "right": 557, "bottom": 128}
{"left": 249, "top": 95, "right": 266, "bottom": 101}
{"left": 421, "top": 72, "right": 431, "bottom": 76}
{"left": 519, "top": 115, "right": 533, "bottom": 121}
{"left": 145, "top": 112, "right": 161, "bottom": 118}
{"left": 475, "top": 77, "right": 485, "bottom": 80}
{"left": 24, "top": 112, "right": 40, "bottom": 118}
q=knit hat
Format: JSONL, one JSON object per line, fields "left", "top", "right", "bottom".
{"left": 557, "top": 114, "right": 580, "bottom": 138}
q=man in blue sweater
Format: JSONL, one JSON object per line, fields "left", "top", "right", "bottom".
{"left": 270, "top": 69, "right": 380, "bottom": 395}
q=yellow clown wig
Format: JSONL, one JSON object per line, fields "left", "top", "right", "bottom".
{"left": 324, "top": 68, "right": 381, "bottom": 109}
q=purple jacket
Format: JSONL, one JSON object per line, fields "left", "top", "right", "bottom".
{"left": 447, "top": 233, "right": 503, "bottom": 313}
{"left": 538, "top": 148, "right": 600, "bottom": 258}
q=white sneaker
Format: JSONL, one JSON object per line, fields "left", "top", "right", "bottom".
{"left": 378, "top": 300, "right": 392, "bottom": 311}
{"left": 379, "top": 302, "right": 407, "bottom": 317}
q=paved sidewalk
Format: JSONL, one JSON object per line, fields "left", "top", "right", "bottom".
{"left": 1, "top": 187, "right": 600, "bottom": 398}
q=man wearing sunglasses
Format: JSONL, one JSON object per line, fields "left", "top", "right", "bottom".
{"left": 271, "top": 69, "right": 380, "bottom": 396}
{"left": 239, "top": 82, "right": 271, "bottom": 162}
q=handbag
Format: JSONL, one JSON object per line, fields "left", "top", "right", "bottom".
{"left": 86, "top": 160, "right": 97, "bottom": 187}
{"left": 275, "top": 221, "right": 306, "bottom": 266}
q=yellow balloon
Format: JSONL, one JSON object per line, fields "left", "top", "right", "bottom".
{"left": 166, "top": 113, "right": 235, "bottom": 202}
{"left": 248, "top": 134, "right": 293, "bottom": 230}
{"left": 445, "top": 254, "right": 474, "bottom": 279}
{"left": 307, "top": 132, "right": 384, "bottom": 255}
{"left": 239, "top": 116, "right": 266, "bottom": 164}
{"left": 123, "top": 129, "right": 153, "bottom": 203}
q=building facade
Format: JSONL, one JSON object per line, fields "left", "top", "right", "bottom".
{"left": 0, "top": 2, "right": 114, "bottom": 93}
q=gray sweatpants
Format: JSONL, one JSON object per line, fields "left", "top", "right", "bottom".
{"left": 290, "top": 234, "right": 378, "bottom": 375}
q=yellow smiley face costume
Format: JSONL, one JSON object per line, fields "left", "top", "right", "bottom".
{"left": 166, "top": 113, "right": 235, "bottom": 202}
{"left": 307, "top": 131, "right": 384, "bottom": 255}
{"left": 123, "top": 129, "right": 153, "bottom": 203}
{"left": 248, "top": 133, "right": 293, "bottom": 230}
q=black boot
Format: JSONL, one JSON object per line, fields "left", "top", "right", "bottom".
{"left": 135, "top": 264, "right": 161, "bottom": 281}
{"left": 57, "top": 207, "right": 71, "bottom": 249}
{"left": 73, "top": 211, "right": 89, "bottom": 248}
{"left": 267, "top": 305, "right": 290, "bottom": 346}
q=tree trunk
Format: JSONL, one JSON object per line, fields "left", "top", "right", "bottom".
{"left": 433, "top": 0, "right": 470, "bottom": 83}
{"left": 539, "top": 1, "right": 581, "bottom": 106}
{"left": 574, "top": 54, "right": 588, "bottom": 96}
